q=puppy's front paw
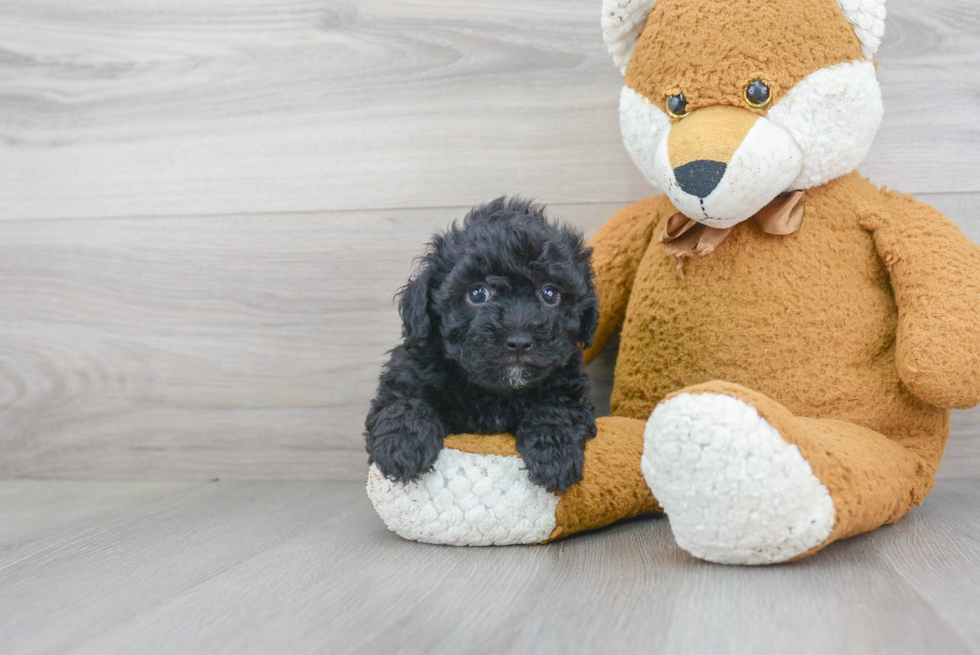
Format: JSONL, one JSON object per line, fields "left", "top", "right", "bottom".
{"left": 517, "top": 425, "right": 588, "bottom": 493}
{"left": 369, "top": 424, "right": 444, "bottom": 484}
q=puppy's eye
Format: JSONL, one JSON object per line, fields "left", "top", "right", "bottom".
{"left": 744, "top": 80, "right": 772, "bottom": 109}
{"left": 665, "top": 93, "right": 689, "bottom": 118}
{"left": 467, "top": 285, "right": 491, "bottom": 305}
{"left": 539, "top": 286, "right": 560, "bottom": 306}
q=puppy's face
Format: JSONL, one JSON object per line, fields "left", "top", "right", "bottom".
{"left": 399, "top": 199, "right": 598, "bottom": 393}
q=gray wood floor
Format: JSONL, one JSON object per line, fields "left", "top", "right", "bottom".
{"left": 0, "top": 477, "right": 978, "bottom": 655}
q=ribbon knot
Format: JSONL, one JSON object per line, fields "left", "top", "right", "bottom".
{"left": 660, "top": 190, "right": 806, "bottom": 278}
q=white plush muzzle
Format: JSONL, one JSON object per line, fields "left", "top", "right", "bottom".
{"left": 654, "top": 118, "right": 803, "bottom": 228}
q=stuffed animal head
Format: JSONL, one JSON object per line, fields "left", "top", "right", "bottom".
{"left": 605, "top": 0, "right": 885, "bottom": 227}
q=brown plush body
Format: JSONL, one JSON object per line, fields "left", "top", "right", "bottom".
{"left": 594, "top": 173, "right": 980, "bottom": 422}
{"left": 584, "top": 173, "right": 980, "bottom": 552}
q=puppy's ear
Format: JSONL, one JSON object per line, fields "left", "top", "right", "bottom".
{"left": 397, "top": 262, "right": 434, "bottom": 347}
{"left": 578, "top": 295, "right": 599, "bottom": 349}
{"left": 577, "top": 246, "right": 599, "bottom": 348}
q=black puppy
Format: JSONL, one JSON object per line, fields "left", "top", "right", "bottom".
{"left": 365, "top": 197, "right": 599, "bottom": 492}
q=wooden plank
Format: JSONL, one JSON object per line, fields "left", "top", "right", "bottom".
{"left": 0, "top": 480, "right": 365, "bottom": 655}
{"left": 1, "top": 198, "right": 977, "bottom": 480}
{"left": 0, "top": 480, "right": 203, "bottom": 567}
{"left": 922, "top": 192, "right": 980, "bottom": 246}
{"left": 0, "top": 0, "right": 977, "bottom": 222}
{"left": 945, "top": 410, "right": 980, "bottom": 480}
{"left": 872, "top": 479, "right": 980, "bottom": 652}
{"left": 0, "top": 479, "right": 963, "bottom": 655}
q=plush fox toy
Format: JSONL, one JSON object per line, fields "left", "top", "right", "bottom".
{"left": 368, "top": 0, "right": 980, "bottom": 564}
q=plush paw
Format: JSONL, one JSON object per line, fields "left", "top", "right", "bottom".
{"left": 367, "top": 447, "right": 559, "bottom": 546}
{"left": 642, "top": 393, "right": 835, "bottom": 565}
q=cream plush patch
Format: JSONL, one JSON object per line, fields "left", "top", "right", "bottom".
{"left": 641, "top": 393, "right": 836, "bottom": 564}
{"left": 655, "top": 116, "right": 803, "bottom": 228}
{"left": 767, "top": 59, "right": 883, "bottom": 190}
{"left": 836, "top": 0, "right": 887, "bottom": 59}
{"left": 602, "top": 0, "right": 658, "bottom": 74}
{"left": 367, "top": 448, "right": 558, "bottom": 546}
{"left": 619, "top": 86, "right": 671, "bottom": 194}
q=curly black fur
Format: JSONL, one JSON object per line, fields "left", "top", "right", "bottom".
{"left": 364, "top": 197, "right": 599, "bottom": 492}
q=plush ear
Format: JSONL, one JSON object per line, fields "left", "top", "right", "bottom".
{"left": 835, "top": 0, "right": 886, "bottom": 59}
{"left": 602, "top": 0, "right": 657, "bottom": 75}
{"left": 397, "top": 261, "right": 435, "bottom": 348}
{"left": 601, "top": 0, "right": 885, "bottom": 76}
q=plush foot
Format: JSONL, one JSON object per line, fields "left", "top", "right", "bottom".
{"left": 367, "top": 417, "right": 660, "bottom": 546}
{"left": 642, "top": 392, "right": 835, "bottom": 565}
{"left": 367, "top": 446, "right": 559, "bottom": 546}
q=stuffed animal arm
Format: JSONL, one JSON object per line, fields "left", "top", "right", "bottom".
{"left": 582, "top": 196, "right": 669, "bottom": 365}
{"left": 862, "top": 192, "right": 980, "bottom": 410}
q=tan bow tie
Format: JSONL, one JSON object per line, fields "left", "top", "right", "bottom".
{"left": 660, "top": 190, "right": 806, "bottom": 278}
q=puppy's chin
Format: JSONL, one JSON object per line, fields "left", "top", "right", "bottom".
{"left": 505, "top": 365, "right": 532, "bottom": 390}
{"left": 495, "top": 361, "right": 560, "bottom": 392}
{"left": 455, "top": 360, "right": 550, "bottom": 394}
{"left": 446, "top": 340, "right": 571, "bottom": 393}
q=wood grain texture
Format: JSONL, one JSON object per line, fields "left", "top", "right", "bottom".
{"left": 0, "top": 479, "right": 978, "bottom": 654}
{"left": 0, "top": 479, "right": 203, "bottom": 557}
{"left": 0, "top": 0, "right": 978, "bottom": 480}
{"left": 0, "top": 0, "right": 978, "bottom": 221}
{"left": 874, "top": 481, "right": 980, "bottom": 650}
{"left": 0, "top": 480, "right": 366, "bottom": 654}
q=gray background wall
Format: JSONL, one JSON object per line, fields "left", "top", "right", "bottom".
{"left": 1, "top": 0, "right": 977, "bottom": 480}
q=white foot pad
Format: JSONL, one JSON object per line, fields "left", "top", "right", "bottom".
{"left": 642, "top": 393, "right": 835, "bottom": 564}
{"left": 367, "top": 448, "right": 558, "bottom": 546}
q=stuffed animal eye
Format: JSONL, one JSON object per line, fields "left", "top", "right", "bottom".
{"left": 744, "top": 80, "right": 772, "bottom": 109}
{"left": 539, "top": 286, "right": 560, "bottom": 306}
{"left": 467, "top": 285, "right": 491, "bottom": 305}
{"left": 665, "top": 93, "right": 689, "bottom": 118}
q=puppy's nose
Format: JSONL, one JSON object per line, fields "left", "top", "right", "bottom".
{"left": 673, "top": 160, "right": 727, "bottom": 198}
{"left": 505, "top": 333, "right": 533, "bottom": 354}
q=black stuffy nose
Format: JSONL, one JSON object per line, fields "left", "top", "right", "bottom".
{"left": 674, "top": 160, "right": 727, "bottom": 198}
{"left": 505, "top": 333, "right": 533, "bottom": 354}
